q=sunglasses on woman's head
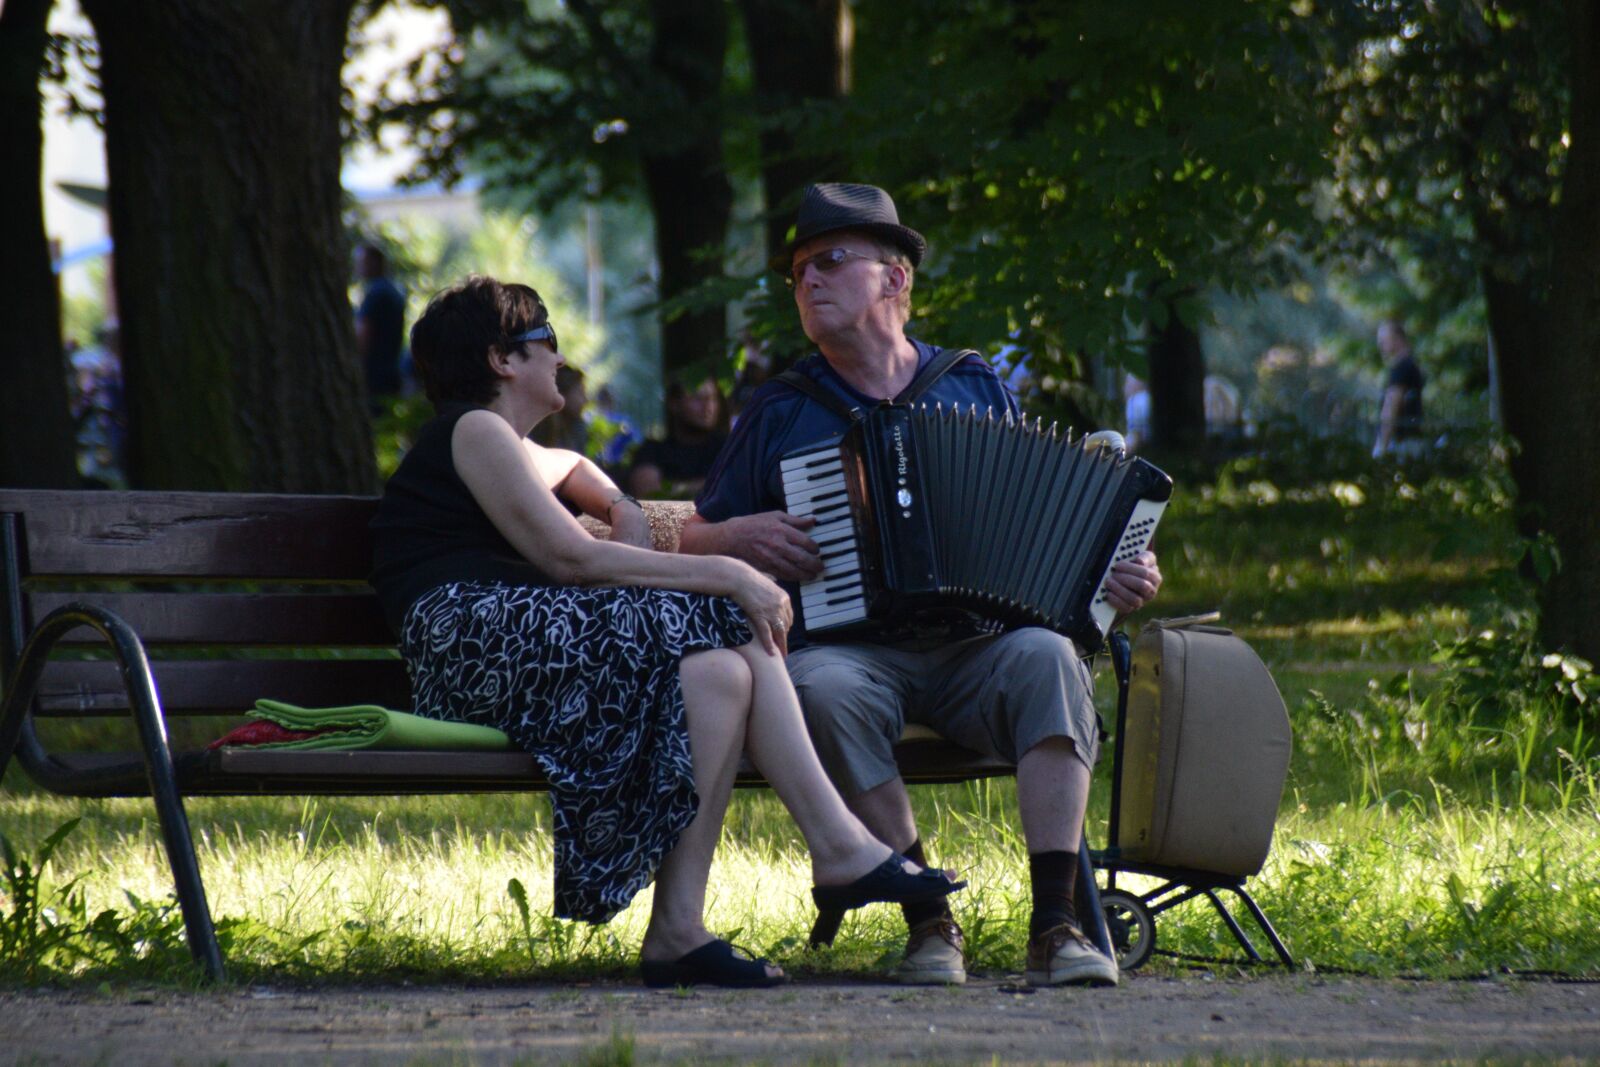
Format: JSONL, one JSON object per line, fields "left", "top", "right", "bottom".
{"left": 510, "top": 323, "right": 558, "bottom": 352}
{"left": 785, "top": 248, "right": 888, "bottom": 289}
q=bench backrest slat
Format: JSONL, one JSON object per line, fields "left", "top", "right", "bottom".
{"left": 35, "top": 659, "right": 413, "bottom": 716}
{"left": 0, "top": 490, "right": 376, "bottom": 579}
{"left": 28, "top": 591, "right": 393, "bottom": 647}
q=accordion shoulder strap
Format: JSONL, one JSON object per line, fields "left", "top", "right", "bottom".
{"left": 773, "top": 368, "right": 861, "bottom": 421}
{"left": 773, "top": 347, "right": 981, "bottom": 420}
{"left": 895, "top": 347, "right": 979, "bottom": 406}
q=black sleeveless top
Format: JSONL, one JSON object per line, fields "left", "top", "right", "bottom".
{"left": 370, "top": 403, "right": 555, "bottom": 632}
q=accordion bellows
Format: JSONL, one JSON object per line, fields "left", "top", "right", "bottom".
{"left": 1116, "top": 619, "right": 1293, "bottom": 877}
{"left": 782, "top": 403, "right": 1173, "bottom": 652}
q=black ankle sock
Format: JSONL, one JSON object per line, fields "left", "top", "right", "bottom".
{"left": 899, "top": 838, "right": 951, "bottom": 928}
{"left": 1028, "top": 849, "right": 1079, "bottom": 940}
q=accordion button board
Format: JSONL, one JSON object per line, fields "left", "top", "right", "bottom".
{"left": 781, "top": 403, "right": 1173, "bottom": 652}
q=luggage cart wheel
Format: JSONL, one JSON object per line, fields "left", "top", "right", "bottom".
{"left": 1099, "top": 889, "right": 1156, "bottom": 972}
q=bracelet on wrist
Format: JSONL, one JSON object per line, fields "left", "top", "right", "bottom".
{"left": 606, "top": 493, "right": 642, "bottom": 521}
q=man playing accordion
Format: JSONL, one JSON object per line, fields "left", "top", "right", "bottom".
{"left": 681, "top": 183, "right": 1162, "bottom": 987}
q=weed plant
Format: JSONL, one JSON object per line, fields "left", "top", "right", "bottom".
{"left": 3, "top": 431, "right": 1598, "bottom": 984}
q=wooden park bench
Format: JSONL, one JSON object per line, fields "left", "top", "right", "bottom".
{"left": 0, "top": 489, "right": 1018, "bottom": 983}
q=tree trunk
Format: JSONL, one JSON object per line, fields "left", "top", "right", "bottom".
{"left": 1528, "top": 0, "right": 1600, "bottom": 663}
{"left": 739, "top": 0, "right": 850, "bottom": 261}
{"left": 0, "top": 0, "right": 80, "bottom": 489}
{"left": 1481, "top": 276, "right": 1552, "bottom": 547}
{"left": 640, "top": 0, "right": 732, "bottom": 384}
{"left": 1146, "top": 297, "right": 1207, "bottom": 452}
{"left": 81, "top": 0, "right": 375, "bottom": 492}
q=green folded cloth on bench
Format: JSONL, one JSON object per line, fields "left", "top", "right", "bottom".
{"left": 247, "top": 699, "right": 512, "bottom": 751}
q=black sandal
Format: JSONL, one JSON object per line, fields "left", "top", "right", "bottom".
{"left": 640, "top": 938, "right": 787, "bottom": 988}
{"left": 811, "top": 852, "right": 966, "bottom": 912}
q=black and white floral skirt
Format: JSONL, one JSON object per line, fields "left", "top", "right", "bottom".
{"left": 400, "top": 581, "right": 752, "bottom": 923}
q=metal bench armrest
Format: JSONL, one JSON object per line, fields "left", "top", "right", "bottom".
{"left": 0, "top": 603, "right": 225, "bottom": 982}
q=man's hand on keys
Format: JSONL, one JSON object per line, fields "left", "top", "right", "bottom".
{"left": 728, "top": 511, "right": 822, "bottom": 582}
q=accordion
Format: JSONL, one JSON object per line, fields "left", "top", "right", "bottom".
{"left": 781, "top": 403, "right": 1172, "bottom": 652}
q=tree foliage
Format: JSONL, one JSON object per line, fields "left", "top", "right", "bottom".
{"left": 377, "top": 0, "right": 738, "bottom": 384}
{"left": 1315, "top": 0, "right": 1567, "bottom": 288}
{"left": 819, "top": 0, "right": 1329, "bottom": 379}
{"left": 737, "top": 0, "right": 851, "bottom": 260}
{"left": 380, "top": 1, "right": 696, "bottom": 209}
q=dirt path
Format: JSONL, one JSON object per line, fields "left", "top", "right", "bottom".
{"left": 4, "top": 976, "right": 1598, "bottom": 1065}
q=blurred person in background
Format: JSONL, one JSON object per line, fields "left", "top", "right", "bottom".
{"left": 1372, "top": 319, "right": 1425, "bottom": 460}
{"left": 594, "top": 384, "right": 643, "bottom": 470}
{"left": 356, "top": 242, "right": 408, "bottom": 411}
{"left": 68, "top": 321, "right": 126, "bottom": 487}
{"left": 627, "top": 377, "right": 730, "bottom": 499}
{"left": 1123, "top": 374, "right": 1150, "bottom": 452}
{"left": 1203, "top": 373, "right": 1242, "bottom": 446}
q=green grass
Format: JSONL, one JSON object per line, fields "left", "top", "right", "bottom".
{"left": 4, "top": 434, "right": 1598, "bottom": 984}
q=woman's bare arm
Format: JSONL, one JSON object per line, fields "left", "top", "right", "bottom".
{"left": 454, "top": 411, "right": 788, "bottom": 651}
{"left": 526, "top": 442, "right": 650, "bottom": 548}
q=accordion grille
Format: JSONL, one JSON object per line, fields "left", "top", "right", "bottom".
{"left": 911, "top": 403, "right": 1165, "bottom": 637}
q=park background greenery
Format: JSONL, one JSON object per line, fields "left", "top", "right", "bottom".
{"left": 3, "top": 0, "right": 1600, "bottom": 984}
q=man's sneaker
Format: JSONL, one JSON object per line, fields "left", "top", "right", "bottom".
{"left": 1024, "top": 922, "right": 1119, "bottom": 987}
{"left": 895, "top": 916, "right": 966, "bottom": 985}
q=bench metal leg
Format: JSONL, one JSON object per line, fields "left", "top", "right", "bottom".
{"left": 0, "top": 669, "right": 26, "bottom": 788}
{"left": 1, "top": 513, "right": 27, "bottom": 783}
{"left": 1, "top": 605, "right": 227, "bottom": 983}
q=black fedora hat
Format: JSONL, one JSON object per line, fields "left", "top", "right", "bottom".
{"left": 772, "top": 183, "right": 927, "bottom": 272}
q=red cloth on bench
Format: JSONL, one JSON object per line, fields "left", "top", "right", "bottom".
{"left": 207, "top": 720, "right": 333, "bottom": 750}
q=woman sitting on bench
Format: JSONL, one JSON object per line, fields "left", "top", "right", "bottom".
{"left": 370, "top": 275, "right": 961, "bottom": 988}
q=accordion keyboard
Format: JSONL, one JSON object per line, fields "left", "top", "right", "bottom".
{"left": 780, "top": 443, "right": 869, "bottom": 631}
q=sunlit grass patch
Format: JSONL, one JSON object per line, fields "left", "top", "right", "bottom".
{"left": 1250, "top": 606, "right": 1468, "bottom": 643}
{"left": 7, "top": 784, "right": 1597, "bottom": 984}
{"left": 1161, "top": 799, "right": 1600, "bottom": 977}
{"left": 1243, "top": 605, "right": 1471, "bottom": 667}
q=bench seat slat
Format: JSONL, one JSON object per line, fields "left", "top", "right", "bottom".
{"left": 29, "top": 592, "right": 394, "bottom": 647}
{"left": 36, "top": 659, "right": 412, "bottom": 715}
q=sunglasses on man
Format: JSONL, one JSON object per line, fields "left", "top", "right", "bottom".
{"left": 785, "top": 247, "right": 891, "bottom": 289}
{"left": 510, "top": 323, "right": 558, "bottom": 352}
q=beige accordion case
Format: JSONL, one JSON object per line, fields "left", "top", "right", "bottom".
{"left": 1115, "top": 615, "right": 1292, "bottom": 877}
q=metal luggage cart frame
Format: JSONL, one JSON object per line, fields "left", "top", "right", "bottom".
{"left": 1092, "top": 630, "right": 1295, "bottom": 972}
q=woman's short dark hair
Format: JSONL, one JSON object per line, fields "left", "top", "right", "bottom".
{"left": 409, "top": 275, "right": 549, "bottom": 406}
